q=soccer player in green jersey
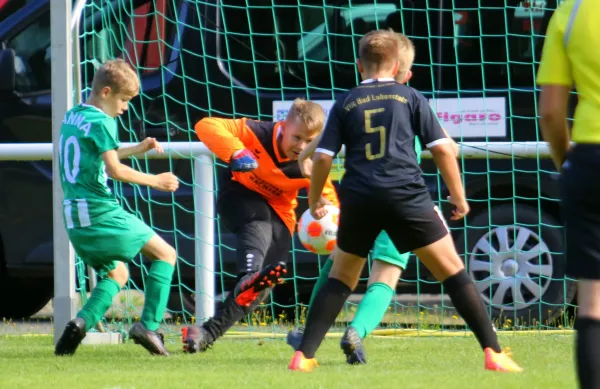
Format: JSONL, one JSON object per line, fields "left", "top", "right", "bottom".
{"left": 54, "top": 59, "right": 180, "bottom": 357}
{"left": 287, "top": 33, "right": 459, "bottom": 365}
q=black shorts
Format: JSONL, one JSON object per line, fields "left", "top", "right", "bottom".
{"left": 336, "top": 192, "right": 449, "bottom": 258}
{"left": 561, "top": 144, "right": 600, "bottom": 280}
{"left": 217, "top": 181, "right": 291, "bottom": 275}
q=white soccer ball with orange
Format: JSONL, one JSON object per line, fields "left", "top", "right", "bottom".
{"left": 297, "top": 205, "right": 340, "bottom": 255}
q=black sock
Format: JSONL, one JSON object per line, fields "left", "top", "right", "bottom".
{"left": 443, "top": 269, "right": 501, "bottom": 353}
{"left": 298, "top": 278, "right": 352, "bottom": 358}
{"left": 202, "top": 285, "right": 270, "bottom": 342}
{"left": 575, "top": 318, "right": 600, "bottom": 389}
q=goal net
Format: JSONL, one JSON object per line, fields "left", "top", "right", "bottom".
{"left": 74, "top": 0, "right": 573, "bottom": 338}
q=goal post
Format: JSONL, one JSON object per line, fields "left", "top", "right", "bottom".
{"left": 50, "top": 0, "right": 76, "bottom": 344}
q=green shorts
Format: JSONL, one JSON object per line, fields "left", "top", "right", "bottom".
{"left": 67, "top": 210, "right": 156, "bottom": 278}
{"left": 371, "top": 231, "right": 410, "bottom": 269}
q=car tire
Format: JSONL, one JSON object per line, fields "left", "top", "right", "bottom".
{"left": 455, "top": 203, "right": 576, "bottom": 326}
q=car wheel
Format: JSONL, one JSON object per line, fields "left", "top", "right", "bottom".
{"left": 456, "top": 203, "right": 576, "bottom": 326}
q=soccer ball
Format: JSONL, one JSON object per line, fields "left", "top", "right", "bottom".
{"left": 297, "top": 205, "right": 339, "bottom": 255}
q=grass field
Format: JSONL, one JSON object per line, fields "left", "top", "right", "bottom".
{"left": 0, "top": 330, "right": 576, "bottom": 389}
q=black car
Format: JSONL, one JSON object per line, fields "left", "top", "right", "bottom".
{"left": 0, "top": 0, "right": 574, "bottom": 324}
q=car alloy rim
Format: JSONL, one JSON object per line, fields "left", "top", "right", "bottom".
{"left": 467, "top": 226, "right": 553, "bottom": 311}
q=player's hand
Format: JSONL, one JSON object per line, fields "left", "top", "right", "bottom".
{"left": 231, "top": 149, "right": 258, "bottom": 172}
{"left": 140, "top": 137, "right": 164, "bottom": 154}
{"left": 310, "top": 196, "right": 332, "bottom": 220}
{"left": 299, "top": 155, "right": 313, "bottom": 178}
{"left": 447, "top": 196, "right": 469, "bottom": 220}
{"left": 154, "top": 172, "right": 179, "bottom": 192}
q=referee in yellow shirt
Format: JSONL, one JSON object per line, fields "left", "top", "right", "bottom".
{"left": 538, "top": 1, "right": 600, "bottom": 388}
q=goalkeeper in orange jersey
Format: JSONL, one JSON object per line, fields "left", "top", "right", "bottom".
{"left": 182, "top": 99, "right": 339, "bottom": 353}
{"left": 287, "top": 33, "right": 459, "bottom": 365}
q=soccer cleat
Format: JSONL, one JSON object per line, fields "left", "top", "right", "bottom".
{"left": 340, "top": 326, "right": 367, "bottom": 365}
{"left": 286, "top": 327, "right": 304, "bottom": 351}
{"left": 231, "top": 149, "right": 258, "bottom": 172}
{"left": 182, "top": 325, "right": 213, "bottom": 354}
{"left": 55, "top": 317, "right": 87, "bottom": 356}
{"left": 288, "top": 351, "right": 318, "bottom": 372}
{"left": 484, "top": 347, "right": 523, "bottom": 372}
{"left": 129, "top": 322, "right": 169, "bottom": 356}
{"left": 234, "top": 262, "right": 287, "bottom": 307}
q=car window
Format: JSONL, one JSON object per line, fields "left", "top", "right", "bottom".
{"left": 5, "top": 10, "right": 51, "bottom": 93}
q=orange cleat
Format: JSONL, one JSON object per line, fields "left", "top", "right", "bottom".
{"left": 484, "top": 347, "right": 523, "bottom": 372}
{"left": 235, "top": 262, "right": 287, "bottom": 307}
{"left": 288, "top": 351, "right": 319, "bottom": 372}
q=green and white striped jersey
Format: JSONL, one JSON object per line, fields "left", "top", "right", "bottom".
{"left": 59, "top": 104, "right": 123, "bottom": 229}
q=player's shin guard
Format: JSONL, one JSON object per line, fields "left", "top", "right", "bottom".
{"left": 306, "top": 258, "right": 333, "bottom": 315}
{"left": 298, "top": 278, "right": 352, "bottom": 358}
{"left": 575, "top": 318, "right": 600, "bottom": 389}
{"left": 351, "top": 282, "right": 394, "bottom": 338}
{"left": 141, "top": 261, "right": 175, "bottom": 331}
{"left": 76, "top": 277, "right": 121, "bottom": 331}
{"left": 443, "top": 269, "right": 501, "bottom": 353}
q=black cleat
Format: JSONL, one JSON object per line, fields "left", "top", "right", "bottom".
{"left": 55, "top": 317, "right": 87, "bottom": 356}
{"left": 234, "top": 262, "right": 287, "bottom": 307}
{"left": 129, "top": 322, "right": 169, "bottom": 356}
{"left": 182, "top": 325, "right": 213, "bottom": 354}
{"left": 340, "top": 326, "right": 367, "bottom": 365}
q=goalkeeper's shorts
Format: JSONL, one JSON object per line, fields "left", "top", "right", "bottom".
{"left": 67, "top": 210, "right": 156, "bottom": 278}
{"left": 372, "top": 231, "right": 410, "bottom": 270}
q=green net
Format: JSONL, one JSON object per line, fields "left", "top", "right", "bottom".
{"left": 74, "top": 0, "right": 574, "bottom": 339}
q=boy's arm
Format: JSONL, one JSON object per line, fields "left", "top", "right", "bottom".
{"left": 536, "top": 10, "right": 573, "bottom": 171}
{"left": 441, "top": 128, "right": 459, "bottom": 157}
{"left": 308, "top": 101, "right": 344, "bottom": 218}
{"left": 414, "top": 94, "right": 468, "bottom": 220}
{"left": 319, "top": 177, "right": 339, "bottom": 208}
{"left": 429, "top": 144, "right": 468, "bottom": 220}
{"left": 195, "top": 117, "right": 247, "bottom": 162}
{"left": 117, "top": 137, "right": 164, "bottom": 159}
{"left": 102, "top": 149, "right": 177, "bottom": 192}
{"left": 298, "top": 131, "right": 324, "bottom": 177}
{"left": 92, "top": 121, "right": 178, "bottom": 192}
{"left": 195, "top": 117, "right": 258, "bottom": 172}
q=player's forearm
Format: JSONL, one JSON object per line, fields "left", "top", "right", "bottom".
{"left": 441, "top": 128, "right": 459, "bottom": 157}
{"left": 308, "top": 153, "right": 333, "bottom": 204}
{"left": 431, "top": 144, "right": 466, "bottom": 202}
{"left": 117, "top": 144, "right": 145, "bottom": 159}
{"left": 298, "top": 131, "right": 323, "bottom": 162}
{"left": 194, "top": 118, "right": 244, "bottom": 162}
{"left": 540, "top": 116, "right": 570, "bottom": 171}
{"left": 107, "top": 163, "right": 158, "bottom": 188}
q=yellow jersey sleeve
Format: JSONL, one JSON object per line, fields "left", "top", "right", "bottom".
{"left": 536, "top": 5, "right": 573, "bottom": 86}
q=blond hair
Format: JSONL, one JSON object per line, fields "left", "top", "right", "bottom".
{"left": 91, "top": 59, "right": 140, "bottom": 96}
{"left": 395, "top": 32, "right": 415, "bottom": 80}
{"left": 358, "top": 29, "right": 403, "bottom": 74}
{"left": 285, "top": 98, "right": 326, "bottom": 134}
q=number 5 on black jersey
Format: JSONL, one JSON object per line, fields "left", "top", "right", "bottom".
{"left": 364, "top": 108, "right": 386, "bottom": 160}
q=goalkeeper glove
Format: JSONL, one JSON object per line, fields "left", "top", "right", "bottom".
{"left": 231, "top": 149, "right": 258, "bottom": 172}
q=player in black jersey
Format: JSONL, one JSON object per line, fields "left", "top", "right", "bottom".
{"left": 287, "top": 30, "right": 522, "bottom": 373}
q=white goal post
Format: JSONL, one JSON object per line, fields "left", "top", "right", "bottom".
{"left": 0, "top": 0, "right": 557, "bottom": 345}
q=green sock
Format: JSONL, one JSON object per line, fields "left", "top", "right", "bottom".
{"left": 77, "top": 277, "right": 121, "bottom": 332}
{"left": 141, "top": 260, "right": 175, "bottom": 331}
{"left": 306, "top": 258, "right": 333, "bottom": 316}
{"left": 350, "top": 282, "right": 394, "bottom": 338}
